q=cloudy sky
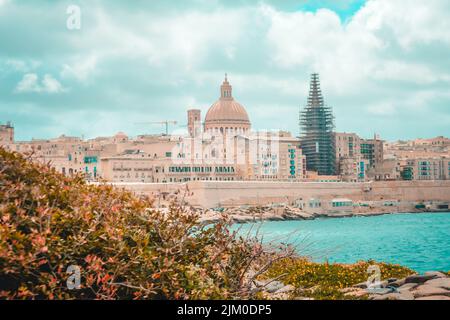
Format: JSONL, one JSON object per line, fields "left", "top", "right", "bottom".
{"left": 0, "top": 0, "right": 449, "bottom": 141}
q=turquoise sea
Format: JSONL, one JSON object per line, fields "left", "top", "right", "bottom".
{"left": 234, "top": 212, "right": 450, "bottom": 273}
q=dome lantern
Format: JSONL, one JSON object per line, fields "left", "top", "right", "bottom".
{"left": 221, "top": 73, "right": 233, "bottom": 100}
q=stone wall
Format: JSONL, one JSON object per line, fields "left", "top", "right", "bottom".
{"left": 112, "top": 180, "right": 450, "bottom": 210}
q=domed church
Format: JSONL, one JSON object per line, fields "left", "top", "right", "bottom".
{"left": 203, "top": 75, "right": 251, "bottom": 135}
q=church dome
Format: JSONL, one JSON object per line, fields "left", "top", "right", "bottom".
{"left": 113, "top": 132, "right": 128, "bottom": 142}
{"left": 115, "top": 132, "right": 128, "bottom": 138}
{"left": 204, "top": 75, "right": 251, "bottom": 133}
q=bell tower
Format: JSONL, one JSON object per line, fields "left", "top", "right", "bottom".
{"left": 187, "top": 109, "right": 201, "bottom": 137}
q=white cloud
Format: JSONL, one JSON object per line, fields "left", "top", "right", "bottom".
{"left": 15, "top": 73, "right": 40, "bottom": 93}
{"left": 5, "top": 59, "right": 41, "bottom": 72}
{"left": 42, "top": 74, "right": 64, "bottom": 93}
{"left": 261, "top": 5, "right": 385, "bottom": 93}
{"left": 6, "top": 59, "right": 27, "bottom": 72}
{"left": 2, "top": 0, "right": 450, "bottom": 140}
{"left": 259, "top": 0, "right": 450, "bottom": 117}
{"left": 352, "top": 0, "right": 450, "bottom": 49}
{"left": 15, "top": 73, "right": 65, "bottom": 94}
{"left": 68, "top": 6, "right": 249, "bottom": 72}
{"left": 61, "top": 54, "right": 99, "bottom": 82}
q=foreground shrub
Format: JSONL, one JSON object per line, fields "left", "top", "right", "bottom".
{"left": 0, "top": 148, "right": 285, "bottom": 300}
{"left": 262, "top": 258, "right": 414, "bottom": 300}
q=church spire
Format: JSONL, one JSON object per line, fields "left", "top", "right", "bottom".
{"left": 220, "top": 73, "right": 232, "bottom": 100}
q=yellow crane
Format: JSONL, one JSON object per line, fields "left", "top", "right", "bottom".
{"left": 135, "top": 120, "right": 178, "bottom": 135}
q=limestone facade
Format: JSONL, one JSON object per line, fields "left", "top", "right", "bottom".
{"left": 112, "top": 180, "right": 450, "bottom": 210}
{"left": 0, "top": 122, "right": 14, "bottom": 145}
{"left": 334, "top": 132, "right": 383, "bottom": 182}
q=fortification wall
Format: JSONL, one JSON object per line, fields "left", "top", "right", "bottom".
{"left": 112, "top": 180, "right": 450, "bottom": 209}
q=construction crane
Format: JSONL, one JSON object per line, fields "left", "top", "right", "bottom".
{"left": 135, "top": 121, "right": 178, "bottom": 136}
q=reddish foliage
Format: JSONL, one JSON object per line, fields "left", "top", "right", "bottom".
{"left": 0, "top": 148, "right": 272, "bottom": 300}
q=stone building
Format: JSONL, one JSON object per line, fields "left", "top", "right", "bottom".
{"left": 187, "top": 109, "right": 202, "bottom": 138}
{"left": 5, "top": 75, "right": 305, "bottom": 183}
{"left": 334, "top": 132, "right": 384, "bottom": 181}
{"left": 401, "top": 157, "right": 450, "bottom": 181}
{"left": 361, "top": 135, "right": 384, "bottom": 170}
{"left": 385, "top": 136, "right": 450, "bottom": 181}
{"left": 0, "top": 122, "right": 14, "bottom": 145}
{"left": 204, "top": 74, "right": 251, "bottom": 135}
{"left": 368, "top": 157, "right": 401, "bottom": 181}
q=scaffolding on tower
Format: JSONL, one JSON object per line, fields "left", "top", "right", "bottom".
{"left": 299, "top": 73, "right": 336, "bottom": 175}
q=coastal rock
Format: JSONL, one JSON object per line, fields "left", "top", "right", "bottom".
{"left": 416, "top": 295, "right": 450, "bottom": 300}
{"left": 371, "top": 291, "right": 414, "bottom": 300}
{"left": 341, "top": 287, "right": 360, "bottom": 293}
{"left": 389, "top": 279, "right": 406, "bottom": 288}
{"left": 343, "top": 288, "right": 368, "bottom": 298}
{"left": 412, "top": 285, "right": 450, "bottom": 298}
{"left": 196, "top": 204, "right": 427, "bottom": 224}
{"left": 367, "top": 287, "right": 394, "bottom": 295}
{"left": 424, "top": 271, "right": 448, "bottom": 279}
{"left": 395, "top": 290, "right": 415, "bottom": 300}
{"left": 274, "top": 285, "right": 295, "bottom": 294}
{"left": 404, "top": 274, "right": 437, "bottom": 284}
{"left": 424, "top": 278, "right": 450, "bottom": 290}
{"left": 261, "top": 281, "right": 286, "bottom": 293}
{"left": 268, "top": 286, "right": 295, "bottom": 300}
{"left": 398, "top": 283, "right": 419, "bottom": 291}
{"left": 353, "top": 282, "right": 368, "bottom": 289}
{"left": 354, "top": 280, "right": 390, "bottom": 290}
{"left": 387, "top": 278, "right": 398, "bottom": 284}
{"left": 371, "top": 293, "right": 399, "bottom": 300}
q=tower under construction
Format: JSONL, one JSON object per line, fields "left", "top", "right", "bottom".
{"left": 300, "top": 73, "right": 336, "bottom": 175}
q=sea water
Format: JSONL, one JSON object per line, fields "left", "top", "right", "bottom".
{"left": 234, "top": 212, "right": 450, "bottom": 273}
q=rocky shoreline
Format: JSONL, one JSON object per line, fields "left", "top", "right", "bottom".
{"left": 255, "top": 271, "right": 450, "bottom": 300}
{"left": 192, "top": 205, "right": 450, "bottom": 300}
{"left": 343, "top": 271, "right": 450, "bottom": 300}
{"left": 195, "top": 205, "right": 441, "bottom": 224}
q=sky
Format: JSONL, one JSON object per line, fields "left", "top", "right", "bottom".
{"left": 0, "top": 0, "right": 449, "bottom": 142}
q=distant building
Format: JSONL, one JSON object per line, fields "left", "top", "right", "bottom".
{"left": 369, "top": 157, "right": 401, "bottom": 181}
{"left": 361, "top": 136, "right": 384, "bottom": 170}
{"left": 334, "top": 132, "right": 385, "bottom": 181}
{"left": 187, "top": 109, "right": 202, "bottom": 138}
{"left": 384, "top": 136, "right": 450, "bottom": 181}
{"left": 0, "top": 121, "right": 14, "bottom": 145}
{"left": 334, "top": 132, "right": 364, "bottom": 181}
{"left": 401, "top": 157, "right": 450, "bottom": 181}
{"left": 385, "top": 136, "right": 450, "bottom": 160}
{"left": 6, "top": 75, "right": 306, "bottom": 183}
{"left": 204, "top": 74, "right": 251, "bottom": 135}
{"left": 300, "top": 73, "right": 336, "bottom": 175}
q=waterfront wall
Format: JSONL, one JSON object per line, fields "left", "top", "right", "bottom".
{"left": 112, "top": 180, "right": 450, "bottom": 210}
